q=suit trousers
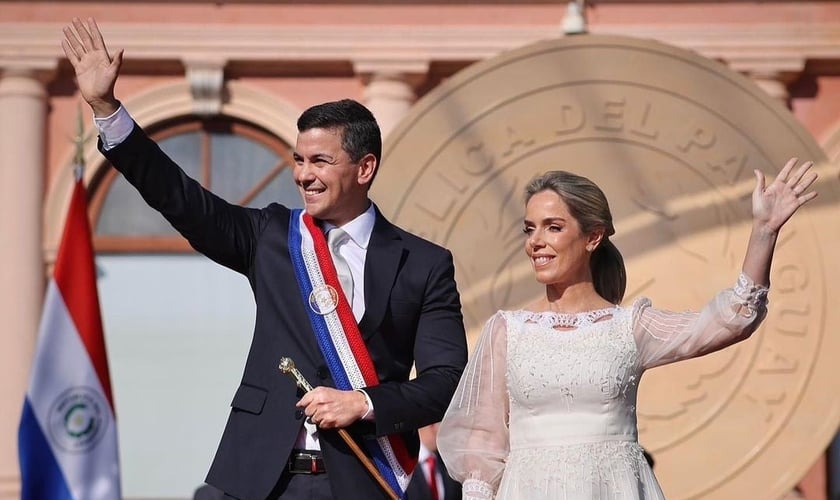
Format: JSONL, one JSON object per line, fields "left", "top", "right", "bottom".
{"left": 266, "top": 471, "right": 333, "bottom": 500}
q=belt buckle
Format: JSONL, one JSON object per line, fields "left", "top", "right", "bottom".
{"left": 289, "top": 451, "right": 322, "bottom": 474}
{"left": 302, "top": 452, "right": 318, "bottom": 474}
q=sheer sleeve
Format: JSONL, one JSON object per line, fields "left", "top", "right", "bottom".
{"left": 634, "top": 273, "right": 769, "bottom": 369}
{"left": 437, "top": 312, "right": 510, "bottom": 500}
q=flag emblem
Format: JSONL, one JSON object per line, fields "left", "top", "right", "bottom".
{"left": 48, "top": 387, "right": 109, "bottom": 453}
{"left": 308, "top": 284, "right": 339, "bottom": 315}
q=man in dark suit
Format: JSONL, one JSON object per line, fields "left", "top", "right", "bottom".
{"left": 62, "top": 18, "right": 467, "bottom": 500}
{"left": 405, "top": 424, "right": 461, "bottom": 500}
{"left": 194, "top": 484, "right": 226, "bottom": 500}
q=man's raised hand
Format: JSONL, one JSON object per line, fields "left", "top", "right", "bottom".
{"left": 61, "top": 17, "right": 122, "bottom": 116}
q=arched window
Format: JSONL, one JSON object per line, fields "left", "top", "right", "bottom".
{"left": 90, "top": 117, "right": 301, "bottom": 251}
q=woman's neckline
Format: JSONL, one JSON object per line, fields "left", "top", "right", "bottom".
{"left": 515, "top": 304, "right": 619, "bottom": 316}
{"left": 511, "top": 306, "right": 620, "bottom": 329}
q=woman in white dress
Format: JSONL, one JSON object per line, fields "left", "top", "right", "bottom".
{"left": 437, "top": 159, "right": 819, "bottom": 499}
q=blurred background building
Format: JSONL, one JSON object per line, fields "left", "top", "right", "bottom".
{"left": 1, "top": 1, "right": 839, "bottom": 499}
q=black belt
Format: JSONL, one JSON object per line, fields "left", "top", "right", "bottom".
{"left": 288, "top": 450, "right": 326, "bottom": 474}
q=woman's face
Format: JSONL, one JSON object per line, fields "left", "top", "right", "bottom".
{"left": 523, "top": 190, "right": 597, "bottom": 286}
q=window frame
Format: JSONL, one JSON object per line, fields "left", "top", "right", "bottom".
{"left": 90, "top": 118, "right": 296, "bottom": 253}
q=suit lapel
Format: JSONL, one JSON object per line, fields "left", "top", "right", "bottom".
{"left": 359, "top": 207, "right": 404, "bottom": 339}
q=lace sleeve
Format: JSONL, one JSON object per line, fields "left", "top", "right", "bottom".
{"left": 633, "top": 273, "right": 769, "bottom": 369}
{"left": 437, "top": 312, "right": 510, "bottom": 499}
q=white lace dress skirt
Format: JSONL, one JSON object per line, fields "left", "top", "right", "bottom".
{"left": 497, "top": 440, "right": 663, "bottom": 499}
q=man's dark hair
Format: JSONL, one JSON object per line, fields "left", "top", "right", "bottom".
{"left": 297, "top": 99, "right": 382, "bottom": 169}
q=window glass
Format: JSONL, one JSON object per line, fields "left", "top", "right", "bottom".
{"left": 93, "top": 119, "right": 297, "bottom": 248}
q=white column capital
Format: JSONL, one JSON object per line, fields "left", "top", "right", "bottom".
{"left": 0, "top": 59, "right": 59, "bottom": 85}
{"left": 725, "top": 57, "right": 805, "bottom": 103}
{"left": 353, "top": 59, "right": 430, "bottom": 89}
{"left": 726, "top": 55, "right": 806, "bottom": 77}
{"left": 352, "top": 60, "right": 431, "bottom": 137}
{"left": 749, "top": 75, "right": 792, "bottom": 102}
{"left": 183, "top": 58, "right": 227, "bottom": 117}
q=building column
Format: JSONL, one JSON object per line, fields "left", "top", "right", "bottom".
{"left": 0, "top": 65, "right": 53, "bottom": 498}
{"left": 727, "top": 57, "right": 805, "bottom": 108}
{"left": 749, "top": 70, "right": 796, "bottom": 105}
{"left": 354, "top": 61, "right": 430, "bottom": 138}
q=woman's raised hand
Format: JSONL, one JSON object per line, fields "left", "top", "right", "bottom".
{"left": 752, "top": 158, "right": 818, "bottom": 234}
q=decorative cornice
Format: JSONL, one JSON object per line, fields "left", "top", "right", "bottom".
{"left": 0, "top": 57, "right": 59, "bottom": 83}
{"left": 1, "top": 22, "right": 838, "bottom": 72}
{"left": 353, "top": 59, "right": 431, "bottom": 77}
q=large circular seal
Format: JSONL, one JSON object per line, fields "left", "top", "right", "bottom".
{"left": 373, "top": 34, "right": 840, "bottom": 499}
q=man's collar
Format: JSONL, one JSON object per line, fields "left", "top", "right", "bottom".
{"left": 417, "top": 443, "right": 434, "bottom": 462}
{"left": 323, "top": 202, "right": 376, "bottom": 249}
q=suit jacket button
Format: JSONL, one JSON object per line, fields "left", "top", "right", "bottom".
{"left": 394, "top": 422, "right": 404, "bottom": 432}
{"left": 295, "top": 409, "right": 304, "bottom": 420}
{"left": 316, "top": 367, "right": 329, "bottom": 380}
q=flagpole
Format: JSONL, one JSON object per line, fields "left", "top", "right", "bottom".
{"left": 73, "top": 101, "right": 85, "bottom": 182}
{"left": 18, "top": 103, "right": 121, "bottom": 499}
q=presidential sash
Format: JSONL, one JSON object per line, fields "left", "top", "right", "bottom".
{"left": 288, "top": 209, "right": 416, "bottom": 496}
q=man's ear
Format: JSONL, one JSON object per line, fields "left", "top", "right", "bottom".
{"left": 357, "top": 153, "right": 377, "bottom": 186}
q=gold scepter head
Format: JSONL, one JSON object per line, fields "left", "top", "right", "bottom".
{"left": 278, "top": 357, "right": 314, "bottom": 392}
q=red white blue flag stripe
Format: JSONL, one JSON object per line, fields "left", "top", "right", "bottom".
{"left": 18, "top": 178, "right": 121, "bottom": 500}
{"left": 288, "top": 209, "right": 415, "bottom": 497}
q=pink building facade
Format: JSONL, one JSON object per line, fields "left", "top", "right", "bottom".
{"left": 1, "top": 1, "right": 839, "bottom": 498}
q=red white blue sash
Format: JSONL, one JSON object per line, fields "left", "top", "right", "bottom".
{"left": 288, "top": 209, "right": 415, "bottom": 497}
